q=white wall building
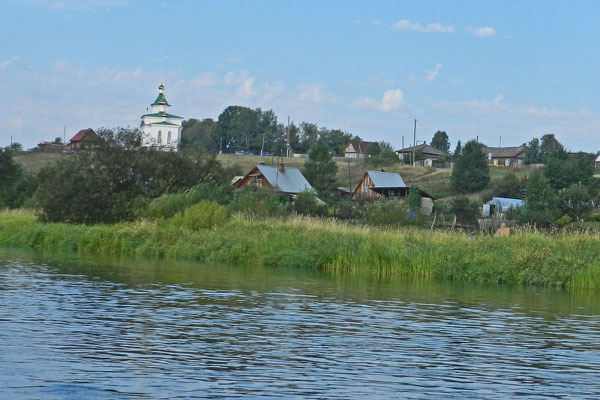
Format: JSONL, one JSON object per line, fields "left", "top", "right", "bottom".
{"left": 141, "top": 83, "right": 183, "bottom": 150}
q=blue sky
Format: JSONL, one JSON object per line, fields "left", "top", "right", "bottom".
{"left": 2, "top": 0, "right": 600, "bottom": 151}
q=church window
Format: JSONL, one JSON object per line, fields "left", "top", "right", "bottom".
{"left": 158, "top": 130, "right": 162, "bottom": 144}
{"left": 167, "top": 131, "right": 171, "bottom": 144}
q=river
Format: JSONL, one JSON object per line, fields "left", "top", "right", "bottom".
{"left": 1, "top": 249, "right": 600, "bottom": 399}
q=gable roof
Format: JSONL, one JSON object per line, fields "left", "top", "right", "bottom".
{"left": 152, "top": 92, "right": 170, "bottom": 106}
{"left": 346, "top": 140, "right": 379, "bottom": 154}
{"left": 69, "top": 129, "right": 97, "bottom": 143}
{"left": 596, "top": 155, "right": 600, "bottom": 162}
{"left": 366, "top": 170, "right": 407, "bottom": 188}
{"left": 256, "top": 165, "right": 313, "bottom": 194}
{"left": 482, "top": 146, "right": 526, "bottom": 158}
{"left": 395, "top": 143, "right": 444, "bottom": 156}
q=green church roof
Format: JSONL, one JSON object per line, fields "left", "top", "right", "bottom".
{"left": 141, "top": 112, "right": 183, "bottom": 119}
{"left": 151, "top": 92, "right": 170, "bottom": 106}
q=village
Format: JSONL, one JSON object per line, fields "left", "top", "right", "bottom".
{"left": 7, "top": 81, "right": 598, "bottom": 233}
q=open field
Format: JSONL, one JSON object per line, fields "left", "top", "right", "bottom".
{"left": 13, "top": 151, "right": 69, "bottom": 173}
{"left": 1, "top": 209, "right": 600, "bottom": 289}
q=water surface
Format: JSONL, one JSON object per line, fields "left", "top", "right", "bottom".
{"left": 1, "top": 249, "right": 600, "bottom": 399}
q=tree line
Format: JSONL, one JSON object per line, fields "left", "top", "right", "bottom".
{"left": 180, "top": 105, "right": 361, "bottom": 156}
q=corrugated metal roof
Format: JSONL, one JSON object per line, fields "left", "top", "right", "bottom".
{"left": 367, "top": 171, "right": 407, "bottom": 188}
{"left": 257, "top": 165, "right": 313, "bottom": 194}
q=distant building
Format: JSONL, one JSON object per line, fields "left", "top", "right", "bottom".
{"left": 482, "top": 146, "right": 526, "bottom": 167}
{"left": 234, "top": 163, "right": 313, "bottom": 197}
{"left": 595, "top": 154, "right": 600, "bottom": 169}
{"left": 344, "top": 140, "right": 379, "bottom": 158}
{"left": 352, "top": 170, "right": 409, "bottom": 199}
{"left": 140, "top": 83, "right": 183, "bottom": 151}
{"left": 395, "top": 142, "right": 443, "bottom": 167}
{"left": 36, "top": 141, "right": 65, "bottom": 153}
{"left": 67, "top": 129, "right": 101, "bottom": 151}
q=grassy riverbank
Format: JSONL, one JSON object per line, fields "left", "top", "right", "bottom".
{"left": 1, "top": 209, "right": 600, "bottom": 289}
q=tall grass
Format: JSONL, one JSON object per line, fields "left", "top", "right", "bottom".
{"left": 1, "top": 210, "right": 600, "bottom": 289}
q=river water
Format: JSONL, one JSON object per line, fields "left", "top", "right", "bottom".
{"left": 1, "top": 249, "right": 600, "bottom": 399}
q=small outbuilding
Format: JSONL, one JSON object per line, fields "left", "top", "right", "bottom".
{"left": 352, "top": 170, "right": 409, "bottom": 199}
{"left": 36, "top": 141, "right": 66, "bottom": 153}
{"left": 482, "top": 197, "right": 523, "bottom": 217}
{"left": 234, "top": 163, "right": 313, "bottom": 197}
{"left": 344, "top": 140, "right": 379, "bottom": 159}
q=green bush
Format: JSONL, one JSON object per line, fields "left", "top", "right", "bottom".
{"left": 292, "top": 190, "right": 328, "bottom": 217}
{"left": 167, "top": 200, "right": 230, "bottom": 231}
{"left": 228, "top": 186, "right": 290, "bottom": 217}
{"left": 144, "top": 183, "right": 233, "bottom": 220}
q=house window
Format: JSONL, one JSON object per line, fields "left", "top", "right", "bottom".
{"left": 167, "top": 131, "right": 171, "bottom": 144}
{"left": 158, "top": 131, "right": 162, "bottom": 144}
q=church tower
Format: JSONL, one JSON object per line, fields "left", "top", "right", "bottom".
{"left": 140, "top": 83, "right": 183, "bottom": 150}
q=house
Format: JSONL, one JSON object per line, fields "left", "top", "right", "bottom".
{"left": 36, "top": 141, "right": 65, "bottom": 153}
{"left": 595, "top": 154, "right": 600, "bottom": 169}
{"left": 234, "top": 162, "right": 313, "bottom": 196}
{"left": 344, "top": 140, "right": 379, "bottom": 158}
{"left": 481, "top": 197, "right": 523, "bottom": 217}
{"left": 352, "top": 170, "right": 409, "bottom": 199}
{"left": 395, "top": 142, "right": 444, "bottom": 167}
{"left": 140, "top": 83, "right": 184, "bottom": 150}
{"left": 482, "top": 146, "right": 526, "bottom": 167}
{"left": 67, "top": 129, "right": 101, "bottom": 151}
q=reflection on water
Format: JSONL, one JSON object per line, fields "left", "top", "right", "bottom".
{"left": 1, "top": 249, "right": 600, "bottom": 399}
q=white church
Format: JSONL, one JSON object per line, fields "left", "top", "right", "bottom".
{"left": 140, "top": 83, "right": 183, "bottom": 150}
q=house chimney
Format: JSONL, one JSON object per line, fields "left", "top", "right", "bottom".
{"left": 279, "top": 162, "right": 285, "bottom": 173}
{"left": 423, "top": 141, "right": 427, "bottom": 145}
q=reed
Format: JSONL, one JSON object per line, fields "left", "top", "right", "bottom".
{"left": 1, "top": 210, "right": 600, "bottom": 289}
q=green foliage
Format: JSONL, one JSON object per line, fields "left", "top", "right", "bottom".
{"left": 144, "top": 183, "right": 233, "bottom": 220}
{"left": 292, "top": 190, "right": 328, "bottom": 217}
{"left": 558, "top": 184, "right": 594, "bottom": 221}
{"left": 405, "top": 187, "right": 422, "bottom": 212}
{"left": 453, "top": 140, "right": 462, "bottom": 159}
{"left": 544, "top": 150, "right": 593, "bottom": 190}
{"left": 6, "top": 142, "right": 23, "bottom": 151}
{"left": 449, "top": 195, "right": 479, "bottom": 225}
{"left": 555, "top": 214, "right": 572, "bottom": 225}
{"left": 519, "top": 173, "right": 558, "bottom": 227}
{"left": 430, "top": 130, "right": 450, "bottom": 153}
{"left": 180, "top": 118, "right": 218, "bottom": 151}
{"left": 33, "top": 132, "right": 225, "bottom": 224}
{"left": 217, "top": 106, "right": 278, "bottom": 153}
{"left": 524, "top": 138, "right": 541, "bottom": 164}
{"left": 167, "top": 201, "right": 230, "bottom": 231}
{"left": 365, "top": 142, "right": 398, "bottom": 166}
{"left": 228, "top": 186, "right": 290, "bottom": 218}
{"left": 53, "top": 137, "right": 63, "bottom": 144}
{"left": 451, "top": 140, "right": 490, "bottom": 193}
{"left": 363, "top": 198, "right": 410, "bottom": 226}
{"left": 0, "top": 148, "right": 37, "bottom": 208}
{"left": 493, "top": 172, "right": 527, "bottom": 199}
{"left": 303, "top": 142, "right": 338, "bottom": 199}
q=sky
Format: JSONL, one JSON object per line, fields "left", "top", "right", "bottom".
{"left": 2, "top": 0, "right": 600, "bottom": 152}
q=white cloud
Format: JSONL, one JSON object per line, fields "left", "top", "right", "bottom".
{"left": 467, "top": 26, "right": 496, "bottom": 37}
{"left": 372, "top": 20, "right": 381, "bottom": 26}
{"left": 0, "top": 57, "right": 18, "bottom": 69}
{"left": 425, "top": 63, "right": 442, "bottom": 83}
{"left": 393, "top": 20, "right": 454, "bottom": 34}
{"left": 296, "top": 84, "right": 336, "bottom": 104}
{"left": 353, "top": 89, "right": 405, "bottom": 112}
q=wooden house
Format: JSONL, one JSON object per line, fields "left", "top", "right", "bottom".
{"left": 344, "top": 140, "right": 379, "bottom": 159}
{"left": 482, "top": 146, "right": 526, "bottom": 167}
{"left": 351, "top": 170, "right": 409, "bottom": 200}
{"left": 395, "top": 142, "right": 443, "bottom": 166}
{"left": 234, "top": 162, "right": 313, "bottom": 197}
{"left": 36, "top": 141, "right": 66, "bottom": 153}
{"left": 67, "top": 129, "right": 102, "bottom": 151}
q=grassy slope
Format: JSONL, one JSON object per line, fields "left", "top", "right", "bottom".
{"left": 1, "top": 210, "right": 599, "bottom": 289}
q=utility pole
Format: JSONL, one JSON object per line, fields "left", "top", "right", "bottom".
{"left": 287, "top": 116, "right": 291, "bottom": 157}
{"left": 412, "top": 119, "right": 417, "bottom": 167}
{"left": 64, "top": 126, "right": 66, "bottom": 144}
{"left": 499, "top": 136, "right": 502, "bottom": 147}
{"left": 347, "top": 159, "right": 352, "bottom": 194}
